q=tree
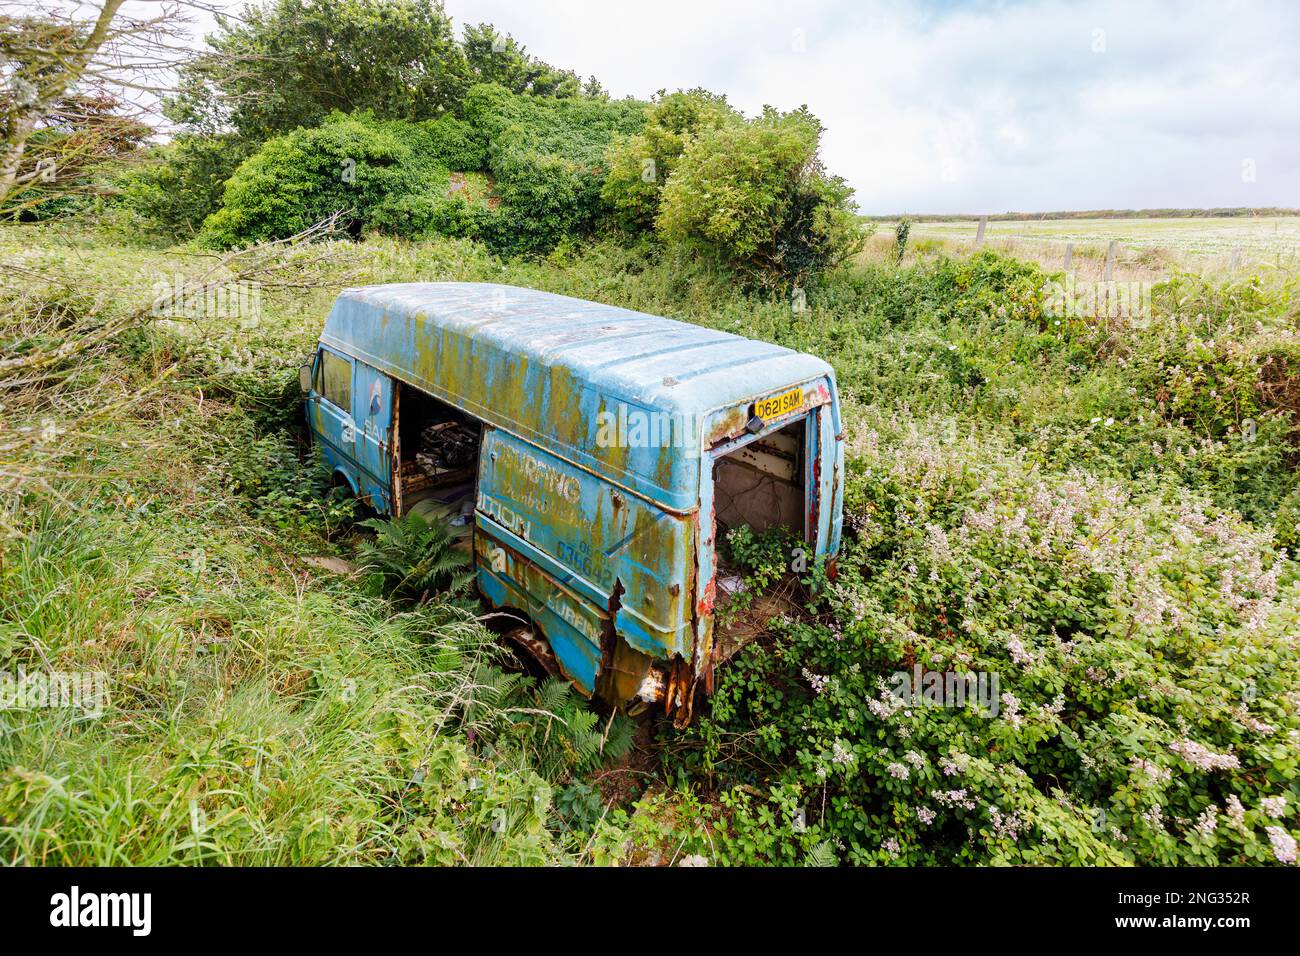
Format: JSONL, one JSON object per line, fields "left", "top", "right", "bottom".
{"left": 169, "top": 0, "right": 469, "bottom": 141}
{"left": 8, "top": 89, "right": 150, "bottom": 219}
{"left": 461, "top": 23, "right": 580, "bottom": 99}
{"left": 656, "top": 106, "right": 862, "bottom": 287}
{"left": 1, "top": 1, "right": 192, "bottom": 215}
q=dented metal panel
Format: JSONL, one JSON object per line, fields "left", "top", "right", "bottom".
{"left": 475, "top": 426, "right": 694, "bottom": 694}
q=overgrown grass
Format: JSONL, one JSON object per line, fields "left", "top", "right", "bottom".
{"left": 2, "top": 223, "right": 1297, "bottom": 866}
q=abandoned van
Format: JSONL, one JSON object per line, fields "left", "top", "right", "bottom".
{"left": 301, "top": 282, "right": 844, "bottom": 724}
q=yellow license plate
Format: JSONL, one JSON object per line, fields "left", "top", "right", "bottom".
{"left": 753, "top": 387, "right": 804, "bottom": 422}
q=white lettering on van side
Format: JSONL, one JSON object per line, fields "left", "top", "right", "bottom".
{"left": 498, "top": 444, "right": 581, "bottom": 504}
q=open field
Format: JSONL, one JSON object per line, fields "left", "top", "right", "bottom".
{"left": 863, "top": 216, "right": 1300, "bottom": 283}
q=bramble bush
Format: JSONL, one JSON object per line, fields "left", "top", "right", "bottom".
{"left": 664, "top": 407, "right": 1300, "bottom": 865}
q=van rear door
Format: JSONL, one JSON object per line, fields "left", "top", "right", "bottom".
{"left": 694, "top": 377, "right": 841, "bottom": 673}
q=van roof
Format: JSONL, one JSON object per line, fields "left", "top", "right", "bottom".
{"left": 321, "top": 282, "right": 836, "bottom": 509}
{"left": 325, "top": 282, "right": 831, "bottom": 412}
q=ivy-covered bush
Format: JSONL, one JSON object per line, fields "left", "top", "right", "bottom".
{"left": 197, "top": 113, "right": 478, "bottom": 247}
{"left": 462, "top": 83, "right": 644, "bottom": 253}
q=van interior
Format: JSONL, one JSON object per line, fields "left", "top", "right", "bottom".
{"left": 711, "top": 416, "right": 808, "bottom": 653}
{"left": 393, "top": 381, "right": 483, "bottom": 545}
{"left": 712, "top": 417, "right": 806, "bottom": 541}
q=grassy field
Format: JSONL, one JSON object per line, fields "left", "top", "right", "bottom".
{"left": 3, "top": 221, "right": 1299, "bottom": 866}
{"left": 864, "top": 216, "right": 1300, "bottom": 282}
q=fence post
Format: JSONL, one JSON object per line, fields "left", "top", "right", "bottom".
{"left": 1228, "top": 247, "right": 1241, "bottom": 272}
{"left": 1103, "top": 240, "right": 1117, "bottom": 281}
{"left": 1063, "top": 243, "right": 1073, "bottom": 272}
{"left": 975, "top": 216, "right": 987, "bottom": 248}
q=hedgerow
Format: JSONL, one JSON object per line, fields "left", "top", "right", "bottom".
{"left": 197, "top": 113, "right": 480, "bottom": 248}
{"left": 462, "top": 83, "right": 645, "bottom": 253}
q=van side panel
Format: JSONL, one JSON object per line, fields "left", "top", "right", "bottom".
{"left": 351, "top": 363, "right": 393, "bottom": 513}
{"left": 475, "top": 427, "right": 695, "bottom": 692}
{"left": 307, "top": 347, "right": 360, "bottom": 495}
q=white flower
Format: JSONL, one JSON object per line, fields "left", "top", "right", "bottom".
{"left": 1225, "top": 795, "right": 1247, "bottom": 827}
{"left": 1169, "top": 740, "right": 1239, "bottom": 771}
{"left": 802, "top": 668, "right": 831, "bottom": 695}
{"left": 1193, "top": 808, "right": 1218, "bottom": 837}
{"left": 1265, "top": 827, "right": 1297, "bottom": 865}
{"left": 1261, "top": 796, "right": 1288, "bottom": 819}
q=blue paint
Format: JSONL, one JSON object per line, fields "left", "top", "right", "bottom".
{"left": 305, "top": 282, "right": 844, "bottom": 707}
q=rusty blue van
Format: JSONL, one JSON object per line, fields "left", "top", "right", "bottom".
{"left": 301, "top": 282, "right": 843, "bottom": 723}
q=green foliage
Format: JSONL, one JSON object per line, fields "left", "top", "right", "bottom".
{"left": 224, "top": 429, "right": 357, "bottom": 536}
{"left": 170, "top": 0, "right": 467, "bottom": 141}
{"left": 5, "top": 214, "right": 1298, "bottom": 868}
{"left": 463, "top": 84, "right": 645, "bottom": 254}
{"left": 656, "top": 106, "right": 862, "bottom": 287}
{"left": 115, "top": 134, "right": 252, "bottom": 240}
{"left": 677, "top": 439, "right": 1300, "bottom": 864}
{"left": 461, "top": 23, "right": 582, "bottom": 98}
{"left": 894, "top": 217, "right": 912, "bottom": 263}
{"left": 601, "top": 89, "right": 738, "bottom": 232}
{"left": 554, "top": 779, "right": 605, "bottom": 833}
{"left": 356, "top": 513, "right": 474, "bottom": 601}
{"left": 197, "top": 113, "right": 467, "bottom": 247}
{"left": 417, "top": 115, "right": 488, "bottom": 171}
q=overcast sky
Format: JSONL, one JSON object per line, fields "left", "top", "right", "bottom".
{"left": 189, "top": 0, "right": 1300, "bottom": 214}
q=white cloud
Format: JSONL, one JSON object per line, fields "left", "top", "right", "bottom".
{"left": 176, "top": 0, "right": 1300, "bottom": 213}
{"left": 444, "top": 0, "right": 1300, "bottom": 212}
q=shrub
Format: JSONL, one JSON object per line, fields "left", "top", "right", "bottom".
{"left": 463, "top": 84, "right": 644, "bottom": 253}
{"left": 656, "top": 106, "right": 861, "bottom": 288}
{"left": 117, "top": 134, "right": 253, "bottom": 239}
{"left": 602, "top": 88, "right": 738, "bottom": 233}
{"left": 197, "top": 114, "right": 458, "bottom": 247}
